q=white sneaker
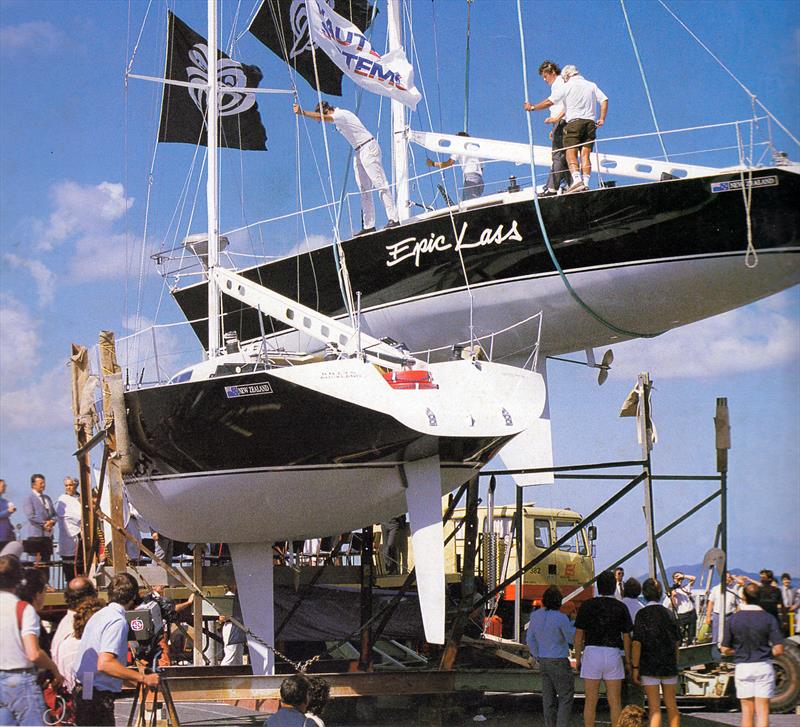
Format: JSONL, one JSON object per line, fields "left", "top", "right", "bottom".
{"left": 566, "top": 180, "right": 587, "bottom": 193}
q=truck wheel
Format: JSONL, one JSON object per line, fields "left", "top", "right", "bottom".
{"left": 771, "top": 649, "right": 800, "bottom": 713}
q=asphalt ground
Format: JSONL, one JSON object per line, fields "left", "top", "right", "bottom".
{"left": 112, "top": 694, "right": 799, "bottom": 726}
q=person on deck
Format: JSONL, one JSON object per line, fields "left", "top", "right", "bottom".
{"left": 293, "top": 101, "right": 399, "bottom": 235}
{"left": 573, "top": 570, "right": 633, "bottom": 727}
{"left": 524, "top": 65, "right": 608, "bottom": 193}
{"left": 536, "top": 60, "right": 570, "bottom": 196}
{"left": 426, "top": 132, "right": 485, "bottom": 201}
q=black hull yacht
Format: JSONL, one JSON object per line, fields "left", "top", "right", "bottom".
{"left": 172, "top": 167, "right": 799, "bottom": 361}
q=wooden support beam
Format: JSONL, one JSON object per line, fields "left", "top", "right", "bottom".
{"left": 193, "top": 544, "right": 204, "bottom": 666}
{"left": 70, "top": 344, "right": 97, "bottom": 574}
{"left": 358, "top": 526, "right": 374, "bottom": 671}
{"left": 440, "top": 476, "right": 480, "bottom": 670}
{"left": 98, "top": 330, "right": 128, "bottom": 573}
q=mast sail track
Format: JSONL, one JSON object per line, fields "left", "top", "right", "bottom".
{"left": 212, "top": 267, "right": 411, "bottom": 366}
{"left": 409, "top": 130, "right": 720, "bottom": 182}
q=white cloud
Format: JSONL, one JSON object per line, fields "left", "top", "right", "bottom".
{"left": 0, "top": 293, "right": 71, "bottom": 432}
{"left": 0, "top": 21, "right": 65, "bottom": 53}
{"left": 36, "top": 181, "right": 131, "bottom": 252}
{"left": 0, "top": 294, "right": 42, "bottom": 388}
{"left": 608, "top": 293, "right": 800, "bottom": 380}
{"left": 2, "top": 254, "right": 56, "bottom": 306}
{"left": 0, "top": 362, "right": 71, "bottom": 431}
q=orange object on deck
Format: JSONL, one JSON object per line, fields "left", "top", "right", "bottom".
{"left": 483, "top": 614, "right": 503, "bottom": 637}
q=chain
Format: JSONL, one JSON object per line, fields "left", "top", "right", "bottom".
{"left": 92, "top": 507, "right": 308, "bottom": 672}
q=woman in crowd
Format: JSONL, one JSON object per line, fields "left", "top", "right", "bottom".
{"left": 56, "top": 477, "right": 82, "bottom": 581}
{"left": 526, "top": 584, "right": 576, "bottom": 727}
{"left": 573, "top": 570, "right": 633, "bottom": 727}
{"left": 53, "top": 595, "right": 106, "bottom": 691}
{"left": 632, "top": 578, "right": 682, "bottom": 727}
{"left": 305, "top": 676, "right": 331, "bottom": 726}
{"left": 0, "top": 558, "right": 63, "bottom": 726}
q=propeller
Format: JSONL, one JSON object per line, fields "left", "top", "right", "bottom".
{"left": 547, "top": 348, "right": 614, "bottom": 385}
{"left": 596, "top": 349, "right": 614, "bottom": 385}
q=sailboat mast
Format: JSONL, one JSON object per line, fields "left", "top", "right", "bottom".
{"left": 206, "top": 0, "right": 221, "bottom": 359}
{"left": 387, "top": 0, "right": 409, "bottom": 222}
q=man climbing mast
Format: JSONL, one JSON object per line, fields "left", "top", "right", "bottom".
{"left": 294, "top": 101, "right": 399, "bottom": 235}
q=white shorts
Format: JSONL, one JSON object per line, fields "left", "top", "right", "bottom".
{"left": 581, "top": 646, "right": 625, "bottom": 681}
{"left": 734, "top": 662, "right": 775, "bottom": 699}
{"left": 641, "top": 675, "right": 678, "bottom": 686}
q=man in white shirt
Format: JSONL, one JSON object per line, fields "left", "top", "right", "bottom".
{"left": 1, "top": 554, "right": 63, "bottom": 725}
{"left": 665, "top": 572, "right": 697, "bottom": 644}
{"left": 294, "top": 101, "right": 398, "bottom": 235}
{"left": 525, "top": 65, "right": 608, "bottom": 193}
{"left": 426, "top": 132, "right": 484, "bottom": 202}
{"left": 705, "top": 572, "right": 741, "bottom": 652}
{"left": 536, "top": 60, "right": 569, "bottom": 196}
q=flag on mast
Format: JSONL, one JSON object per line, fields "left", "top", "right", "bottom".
{"left": 306, "top": 0, "right": 421, "bottom": 109}
{"left": 249, "top": 0, "right": 376, "bottom": 97}
{"left": 159, "top": 12, "right": 268, "bottom": 150}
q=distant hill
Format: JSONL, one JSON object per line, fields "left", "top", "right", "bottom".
{"left": 634, "top": 564, "right": 798, "bottom": 588}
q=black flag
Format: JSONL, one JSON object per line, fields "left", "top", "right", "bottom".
{"left": 249, "top": 0, "right": 375, "bottom": 96}
{"left": 159, "top": 12, "right": 267, "bottom": 150}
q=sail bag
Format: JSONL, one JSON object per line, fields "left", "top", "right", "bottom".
{"left": 159, "top": 12, "right": 268, "bottom": 150}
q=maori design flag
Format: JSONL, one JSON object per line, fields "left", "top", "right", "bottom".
{"left": 248, "top": 0, "right": 375, "bottom": 96}
{"left": 159, "top": 12, "right": 267, "bottom": 150}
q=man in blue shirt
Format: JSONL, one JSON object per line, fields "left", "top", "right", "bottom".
{"left": 721, "top": 583, "right": 784, "bottom": 727}
{"left": 527, "top": 585, "right": 576, "bottom": 727}
{"left": 73, "top": 572, "right": 159, "bottom": 726}
{"left": 265, "top": 674, "right": 311, "bottom": 726}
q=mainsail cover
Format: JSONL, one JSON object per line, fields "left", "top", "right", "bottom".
{"left": 249, "top": 0, "right": 375, "bottom": 96}
{"left": 159, "top": 12, "right": 268, "bottom": 150}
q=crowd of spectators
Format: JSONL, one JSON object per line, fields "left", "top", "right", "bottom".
{"left": 526, "top": 567, "right": 790, "bottom": 727}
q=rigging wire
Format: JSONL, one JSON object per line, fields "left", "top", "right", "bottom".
{"left": 619, "top": 0, "right": 669, "bottom": 162}
{"left": 463, "top": 0, "right": 473, "bottom": 133}
{"left": 515, "top": 0, "right": 663, "bottom": 342}
{"left": 657, "top": 0, "right": 799, "bottom": 149}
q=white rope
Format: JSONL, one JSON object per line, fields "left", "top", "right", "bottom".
{"left": 657, "top": 0, "right": 800, "bottom": 149}
{"left": 619, "top": 0, "right": 669, "bottom": 161}
{"left": 735, "top": 123, "right": 758, "bottom": 269}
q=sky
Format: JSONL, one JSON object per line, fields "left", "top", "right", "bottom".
{"left": 0, "top": 0, "right": 797, "bottom": 578}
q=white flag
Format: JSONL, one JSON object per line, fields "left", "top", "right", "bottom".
{"left": 307, "top": 0, "right": 421, "bottom": 109}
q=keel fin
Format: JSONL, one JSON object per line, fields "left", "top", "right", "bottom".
{"left": 229, "top": 542, "right": 275, "bottom": 674}
{"left": 404, "top": 455, "right": 446, "bottom": 645}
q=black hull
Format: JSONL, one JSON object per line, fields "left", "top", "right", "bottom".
{"left": 174, "top": 168, "right": 799, "bottom": 354}
{"left": 124, "top": 370, "right": 511, "bottom": 475}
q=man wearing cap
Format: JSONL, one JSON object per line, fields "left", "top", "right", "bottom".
{"left": 294, "top": 101, "right": 399, "bottom": 235}
{"left": 524, "top": 65, "right": 608, "bottom": 193}
{"left": 665, "top": 572, "right": 697, "bottom": 644}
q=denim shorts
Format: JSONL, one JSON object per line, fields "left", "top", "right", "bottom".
{"left": 0, "top": 670, "right": 47, "bottom": 726}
